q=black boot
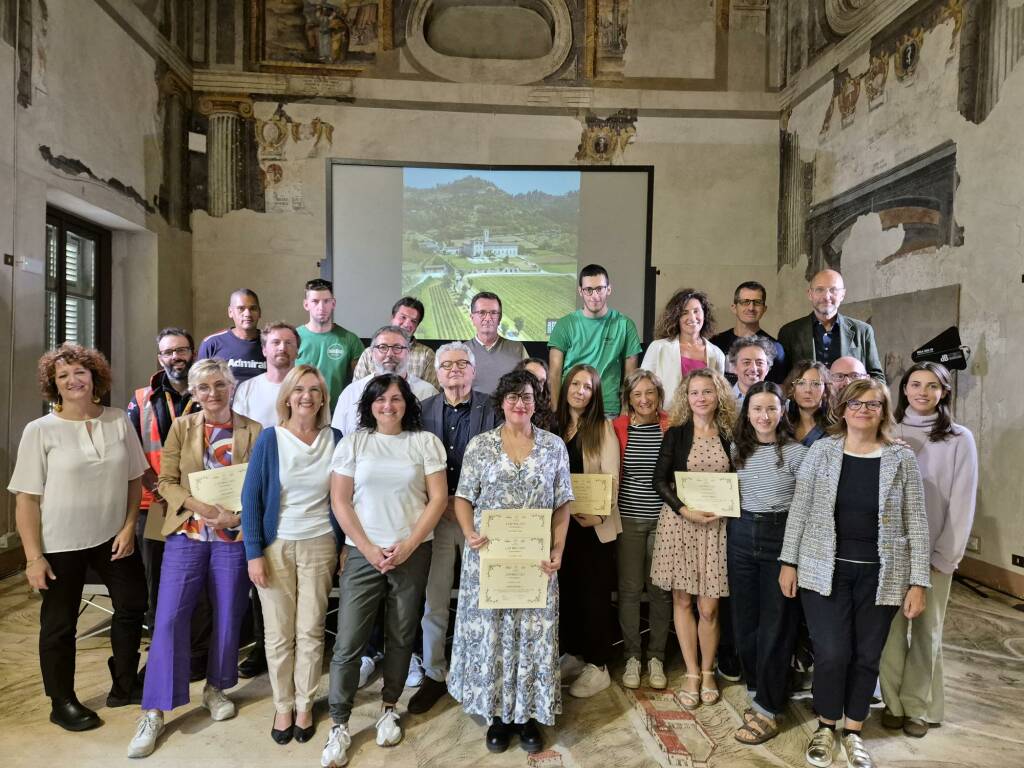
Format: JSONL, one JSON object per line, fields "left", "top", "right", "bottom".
{"left": 50, "top": 696, "right": 100, "bottom": 731}
{"left": 486, "top": 717, "right": 512, "bottom": 753}
{"left": 106, "top": 655, "right": 144, "bottom": 707}
{"left": 238, "top": 645, "right": 267, "bottom": 679}
{"left": 519, "top": 719, "right": 544, "bottom": 753}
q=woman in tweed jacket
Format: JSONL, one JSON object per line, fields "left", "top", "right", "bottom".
{"left": 779, "top": 378, "right": 929, "bottom": 768}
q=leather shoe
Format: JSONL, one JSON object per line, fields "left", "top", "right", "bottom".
{"left": 238, "top": 647, "right": 267, "bottom": 679}
{"left": 293, "top": 721, "right": 316, "bottom": 743}
{"left": 50, "top": 697, "right": 101, "bottom": 731}
{"left": 408, "top": 676, "right": 448, "bottom": 714}
{"left": 880, "top": 709, "right": 904, "bottom": 730}
{"left": 486, "top": 717, "right": 511, "bottom": 753}
{"left": 519, "top": 718, "right": 543, "bottom": 754}
{"left": 271, "top": 723, "right": 293, "bottom": 745}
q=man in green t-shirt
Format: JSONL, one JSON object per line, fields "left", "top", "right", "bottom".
{"left": 295, "top": 278, "right": 365, "bottom": 410}
{"left": 548, "top": 264, "right": 642, "bottom": 416}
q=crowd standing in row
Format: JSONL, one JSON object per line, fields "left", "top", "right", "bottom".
{"left": 8, "top": 265, "right": 978, "bottom": 768}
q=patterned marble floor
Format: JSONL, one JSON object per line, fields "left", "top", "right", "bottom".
{"left": 0, "top": 576, "right": 1020, "bottom": 767}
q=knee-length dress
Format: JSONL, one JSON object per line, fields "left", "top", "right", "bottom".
{"left": 650, "top": 436, "right": 730, "bottom": 597}
{"left": 447, "top": 426, "right": 574, "bottom": 726}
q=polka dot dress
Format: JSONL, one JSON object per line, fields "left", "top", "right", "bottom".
{"left": 650, "top": 436, "right": 730, "bottom": 597}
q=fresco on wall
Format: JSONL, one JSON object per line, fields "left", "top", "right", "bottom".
{"left": 254, "top": 0, "right": 383, "bottom": 71}
{"left": 254, "top": 109, "right": 336, "bottom": 214}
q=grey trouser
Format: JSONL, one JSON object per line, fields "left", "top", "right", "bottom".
{"left": 421, "top": 516, "right": 464, "bottom": 682}
{"left": 329, "top": 542, "right": 432, "bottom": 724}
{"left": 617, "top": 516, "right": 672, "bottom": 661}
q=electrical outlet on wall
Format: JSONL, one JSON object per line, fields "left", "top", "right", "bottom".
{"left": 1012, "top": 554, "right": 1024, "bottom": 568}
{"left": 966, "top": 536, "right": 980, "bottom": 553}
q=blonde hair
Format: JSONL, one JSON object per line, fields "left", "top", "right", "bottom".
{"left": 620, "top": 368, "right": 665, "bottom": 415}
{"left": 666, "top": 368, "right": 736, "bottom": 438}
{"left": 188, "top": 358, "right": 235, "bottom": 392}
{"left": 276, "top": 364, "right": 332, "bottom": 429}
{"left": 828, "top": 377, "right": 895, "bottom": 443}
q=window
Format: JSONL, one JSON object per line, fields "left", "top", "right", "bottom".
{"left": 45, "top": 209, "right": 111, "bottom": 357}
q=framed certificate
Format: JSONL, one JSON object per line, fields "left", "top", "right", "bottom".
{"left": 673, "top": 471, "right": 740, "bottom": 518}
{"left": 570, "top": 473, "right": 613, "bottom": 516}
{"left": 479, "top": 508, "right": 552, "bottom": 609}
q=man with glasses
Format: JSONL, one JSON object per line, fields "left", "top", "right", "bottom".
{"left": 128, "top": 328, "right": 202, "bottom": 634}
{"left": 830, "top": 356, "right": 870, "bottom": 400}
{"left": 352, "top": 297, "right": 439, "bottom": 387}
{"left": 296, "top": 279, "right": 364, "bottom": 411}
{"left": 711, "top": 281, "right": 786, "bottom": 385}
{"left": 197, "top": 288, "right": 267, "bottom": 383}
{"left": 777, "top": 270, "right": 884, "bottom": 381}
{"left": 406, "top": 342, "right": 498, "bottom": 714}
{"left": 332, "top": 325, "right": 438, "bottom": 436}
{"left": 548, "top": 264, "right": 642, "bottom": 414}
{"left": 465, "top": 291, "right": 527, "bottom": 395}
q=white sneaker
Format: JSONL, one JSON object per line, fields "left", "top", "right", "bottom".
{"left": 405, "top": 653, "right": 424, "bottom": 688}
{"left": 569, "top": 663, "right": 611, "bottom": 698}
{"left": 127, "top": 710, "right": 164, "bottom": 758}
{"left": 559, "top": 653, "right": 585, "bottom": 682}
{"left": 375, "top": 707, "right": 403, "bottom": 746}
{"left": 622, "top": 657, "right": 641, "bottom": 689}
{"left": 321, "top": 723, "right": 351, "bottom": 768}
{"left": 201, "top": 684, "right": 236, "bottom": 721}
{"left": 648, "top": 658, "right": 667, "bottom": 689}
{"left": 357, "top": 656, "right": 376, "bottom": 689}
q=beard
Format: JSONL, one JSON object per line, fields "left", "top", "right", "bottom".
{"left": 164, "top": 362, "right": 190, "bottom": 382}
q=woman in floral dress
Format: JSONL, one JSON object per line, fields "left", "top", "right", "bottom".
{"left": 447, "top": 369, "right": 573, "bottom": 755}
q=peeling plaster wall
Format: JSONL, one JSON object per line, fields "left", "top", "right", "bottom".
{"left": 190, "top": 104, "right": 779, "bottom": 348}
{"left": 781, "top": 16, "right": 1024, "bottom": 579}
{"left": 0, "top": 0, "right": 192, "bottom": 547}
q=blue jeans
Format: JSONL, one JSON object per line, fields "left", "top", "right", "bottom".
{"left": 727, "top": 512, "right": 798, "bottom": 717}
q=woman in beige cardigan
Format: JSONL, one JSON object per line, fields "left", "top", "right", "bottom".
{"left": 554, "top": 364, "right": 621, "bottom": 699}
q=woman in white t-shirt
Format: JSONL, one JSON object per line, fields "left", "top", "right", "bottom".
{"left": 8, "top": 344, "right": 149, "bottom": 732}
{"left": 321, "top": 374, "right": 447, "bottom": 768}
{"left": 241, "top": 364, "right": 342, "bottom": 745}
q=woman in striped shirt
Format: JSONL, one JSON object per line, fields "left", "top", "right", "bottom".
{"left": 729, "top": 381, "right": 807, "bottom": 745}
{"left": 611, "top": 370, "right": 672, "bottom": 690}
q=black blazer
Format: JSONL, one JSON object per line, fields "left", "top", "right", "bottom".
{"left": 421, "top": 389, "right": 499, "bottom": 446}
{"left": 653, "top": 421, "right": 733, "bottom": 515}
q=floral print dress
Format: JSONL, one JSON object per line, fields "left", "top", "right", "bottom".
{"left": 447, "top": 427, "right": 574, "bottom": 726}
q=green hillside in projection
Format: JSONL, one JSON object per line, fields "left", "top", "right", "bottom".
{"left": 402, "top": 175, "right": 578, "bottom": 341}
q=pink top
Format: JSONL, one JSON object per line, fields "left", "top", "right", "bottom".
{"left": 680, "top": 355, "right": 706, "bottom": 376}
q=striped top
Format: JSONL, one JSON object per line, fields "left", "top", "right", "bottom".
{"left": 618, "top": 423, "right": 665, "bottom": 519}
{"left": 732, "top": 441, "right": 808, "bottom": 516}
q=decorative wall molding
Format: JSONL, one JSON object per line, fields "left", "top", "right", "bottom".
{"left": 824, "top": 0, "right": 889, "bottom": 37}
{"left": 574, "top": 108, "right": 637, "bottom": 164}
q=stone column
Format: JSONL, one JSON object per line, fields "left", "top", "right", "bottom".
{"left": 160, "top": 72, "right": 190, "bottom": 228}
{"left": 197, "top": 94, "right": 253, "bottom": 217}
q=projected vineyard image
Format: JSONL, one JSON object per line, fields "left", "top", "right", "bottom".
{"left": 402, "top": 168, "right": 580, "bottom": 341}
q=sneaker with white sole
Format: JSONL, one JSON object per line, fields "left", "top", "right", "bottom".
{"left": 569, "top": 663, "right": 611, "bottom": 698}
{"left": 201, "top": 684, "right": 236, "bottom": 721}
{"left": 559, "top": 653, "right": 585, "bottom": 682}
{"left": 357, "top": 656, "right": 376, "bottom": 689}
{"left": 321, "top": 723, "right": 351, "bottom": 768}
{"left": 405, "top": 653, "right": 424, "bottom": 688}
{"left": 375, "top": 707, "right": 403, "bottom": 746}
{"left": 621, "top": 657, "right": 641, "bottom": 689}
{"left": 127, "top": 710, "right": 164, "bottom": 758}
{"left": 648, "top": 658, "right": 667, "bottom": 689}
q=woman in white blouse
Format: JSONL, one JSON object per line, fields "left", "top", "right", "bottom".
{"left": 242, "top": 365, "right": 342, "bottom": 745}
{"left": 9, "top": 344, "right": 148, "bottom": 732}
{"left": 321, "top": 374, "right": 447, "bottom": 768}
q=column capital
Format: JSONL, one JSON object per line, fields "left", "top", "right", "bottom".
{"left": 159, "top": 70, "right": 191, "bottom": 103}
{"left": 196, "top": 93, "right": 254, "bottom": 119}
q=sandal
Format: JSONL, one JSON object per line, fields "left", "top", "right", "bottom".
{"left": 677, "top": 674, "right": 701, "bottom": 710}
{"left": 734, "top": 708, "right": 779, "bottom": 745}
{"left": 700, "top": 671, "right": 720, "bottom": 705}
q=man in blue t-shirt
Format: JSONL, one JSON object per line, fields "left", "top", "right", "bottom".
{"left": 197, "top": 288, "right": 267, "bottom": 383}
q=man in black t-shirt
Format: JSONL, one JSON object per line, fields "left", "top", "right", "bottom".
{"left": 710, "top": 281, "right": 786, "bottom": 385}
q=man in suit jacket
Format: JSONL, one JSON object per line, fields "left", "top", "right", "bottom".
{"left": 776, "top": 269, "right": 885, "bottom": 381}
{"left": 407, "top": 341, "right": 498, "bottom": 714}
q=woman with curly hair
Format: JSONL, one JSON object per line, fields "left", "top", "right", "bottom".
{"left": 783, "top": 360, "right": 833, "bottom": 445}
{"left": 321, "top": 375, "right": 447, "bottom": 767}
{"left": 650, "top": 368, "right": 736, "bottom": 709}
{"left": 9, "top": 343, "right": 148, "bottom": 731}
{"left": 641, "top": 289, "right": 727, "bottom": 409}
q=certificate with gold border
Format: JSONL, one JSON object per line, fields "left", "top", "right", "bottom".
{"left": 570, "top": 473, "right": 613, "bottom": 516}
{"left": 673, "top": 471, "right": 740, "bottom": 518}
{"left": 479, "top": 508, "right": 551, "bottom": 609}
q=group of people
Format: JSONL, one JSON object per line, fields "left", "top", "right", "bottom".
{"left": 8, "top": 265, "right": 978, "bottom": 768}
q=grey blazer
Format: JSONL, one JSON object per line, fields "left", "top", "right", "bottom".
{"left": 779, "top": 435, "right": 930, "bottom": 605}
{"left": 776, "top": 313, "right": 884, "bottom": 381}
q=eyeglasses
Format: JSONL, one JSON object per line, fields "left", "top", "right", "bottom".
{"left": 158, "top": 346, "right": 192, "bottom": 357}
{"left": 438, "top": 360, "right": 473, "bottom": 371}
{"left": 832, "top": 372, "right": 868, "bottom": 382}
{"left": 373, "top": 343, "right": 409, "bottom": 355}
{"left": 194, "top": 381, "right": 229, "bottom": 394}
{"left": 503, "top": 392, "right": 535, "bottom": 405}
{"left": 736, "top": 299, "right": 765, "bottom": 308}
{"left": 472, "top": 310, "right": 501, "bottom": 318}
{"left": 812, "top": 287, "right": 843, "bottom": 296}
{"left": 793, "top": 378, "right": 825, "bottom": 389}
{"left": 580, "top": 286, "right": 609, "bottom": 296}
{"left": 846, "top": 400, "right": 882, "bottom": 412}
{"left": 305, "top": 278, "right": 333, "bottom": 292}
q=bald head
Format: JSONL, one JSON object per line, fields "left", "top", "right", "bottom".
{"left": 808, "top": 269, "right": 846, "bottom": 322}
{"left": 830, "top": 356, "right": 868, "bottom": 396}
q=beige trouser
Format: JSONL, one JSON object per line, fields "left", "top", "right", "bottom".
{"left": 879, "top": 569, "right": 953, "bottom": 723}
{"left": 256, "top": 533, "right": 337, "bottom": 713}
